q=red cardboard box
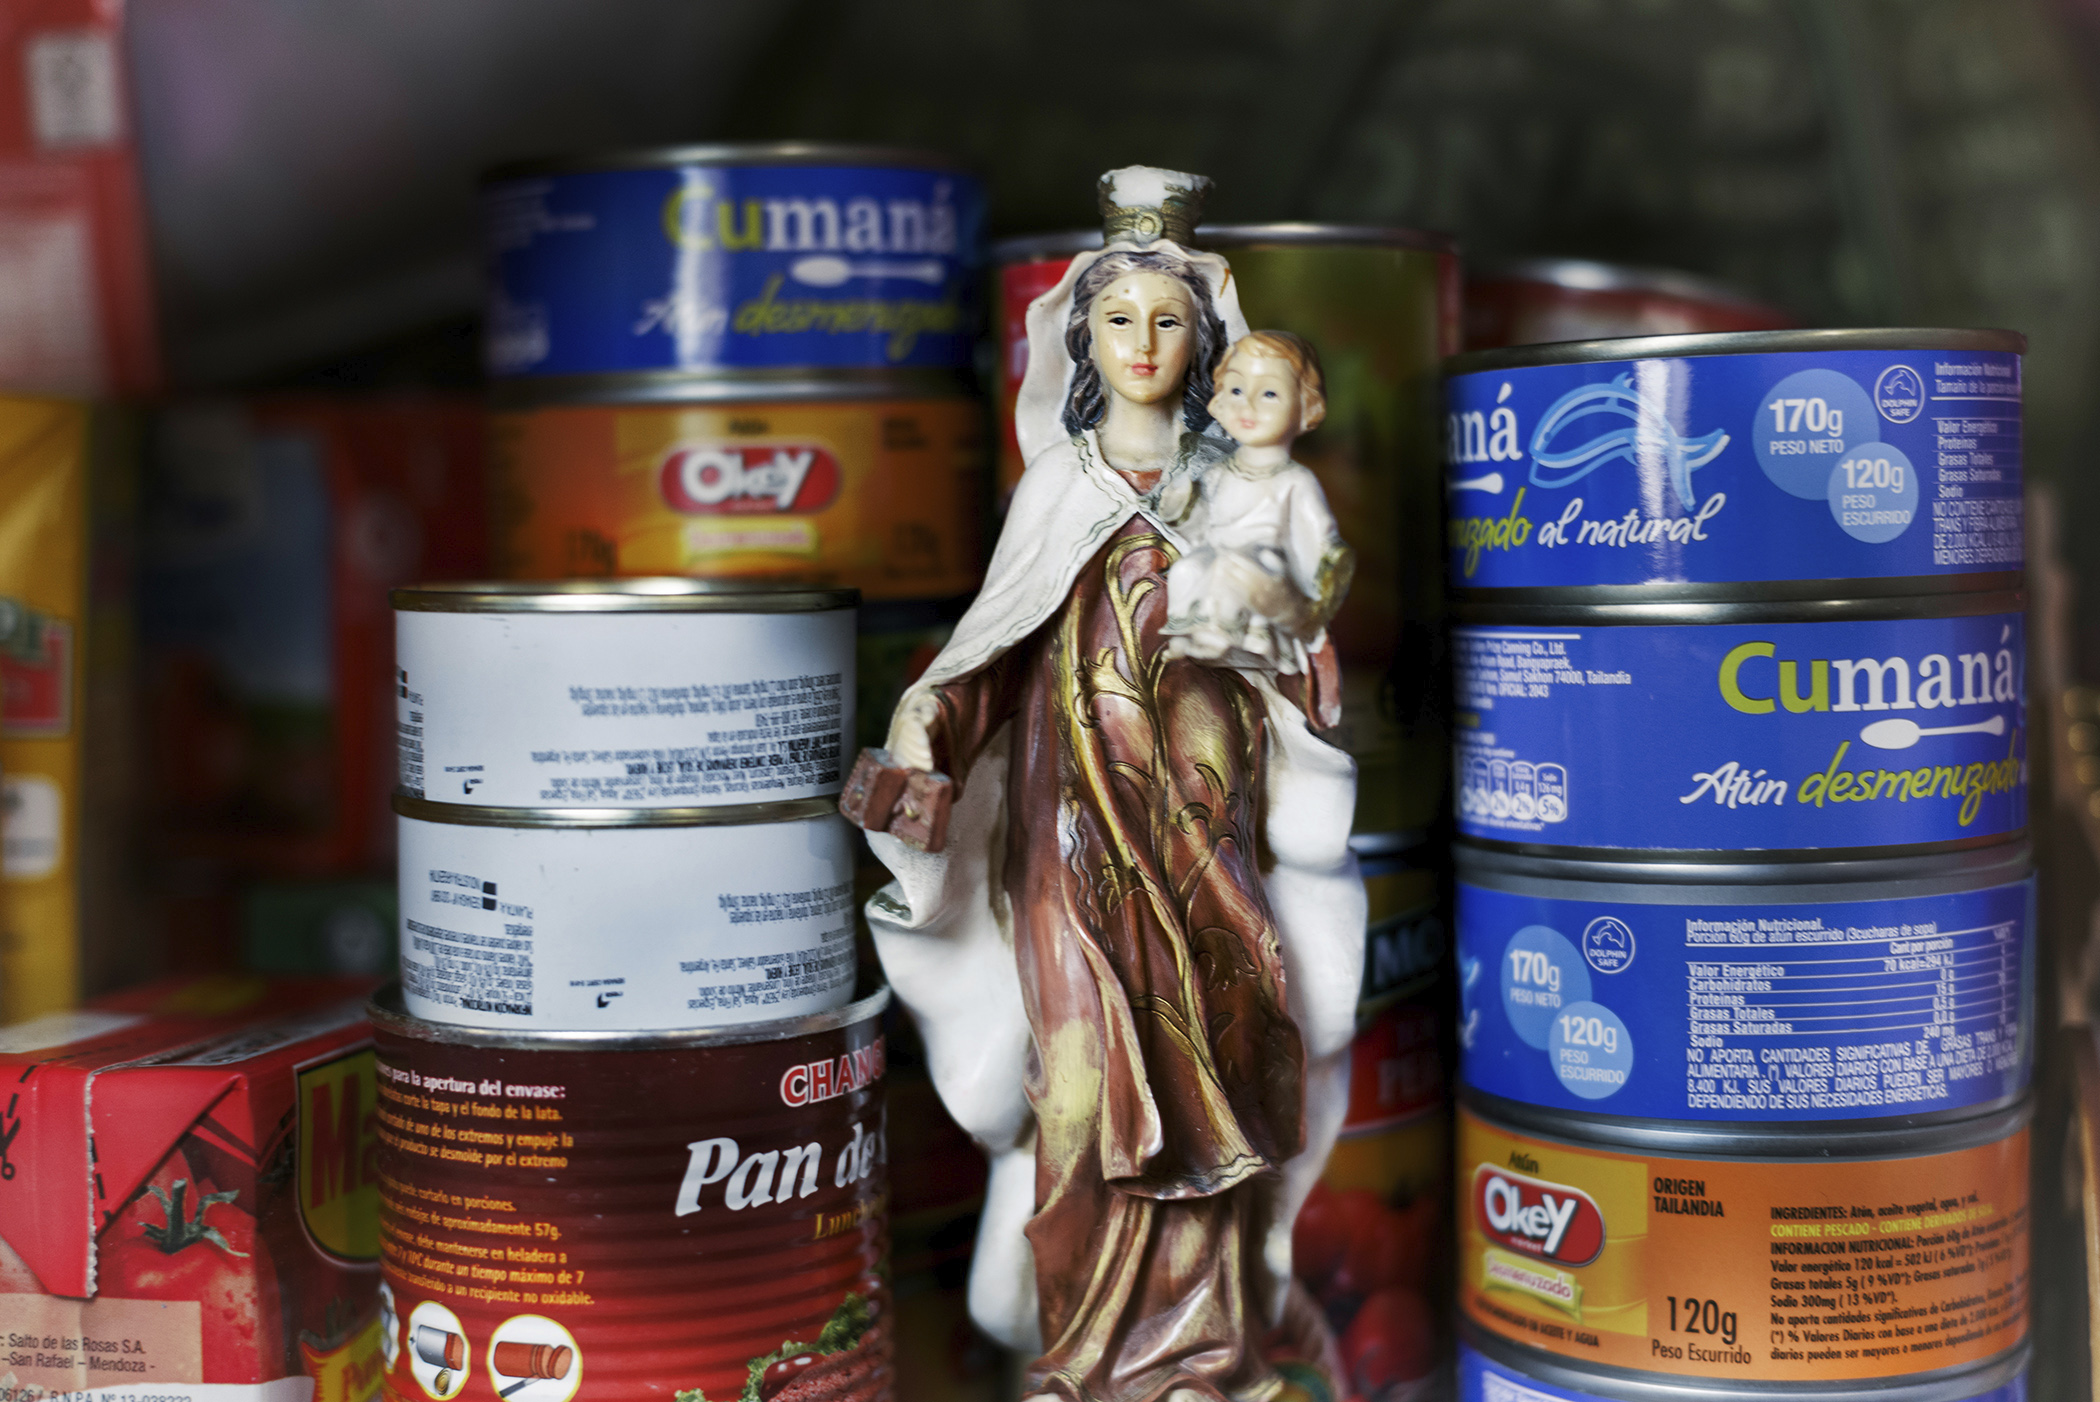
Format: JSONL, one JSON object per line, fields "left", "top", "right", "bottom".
{"left": 0, "top": 975, "right": 383, "bottom": 1402}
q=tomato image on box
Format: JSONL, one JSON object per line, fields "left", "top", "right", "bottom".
{"left": 0, "top": 975, "right": 384, "bottom": 1402}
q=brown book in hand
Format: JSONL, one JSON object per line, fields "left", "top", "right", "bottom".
{"left": 838, "top": 748, "right": 954, "bottom": 853}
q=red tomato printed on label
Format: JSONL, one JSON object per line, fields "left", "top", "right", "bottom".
{"left": 659, "top": 444, "right": 842, "bottom": 515}
{"left": 1472, "top": 1164, "right": 1604, "bottom": 1266}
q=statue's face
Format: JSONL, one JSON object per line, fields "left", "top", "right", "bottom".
{"left": 1087, "top": 272, "right": 1196, "bottom": 408}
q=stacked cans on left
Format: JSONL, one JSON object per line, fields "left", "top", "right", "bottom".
{"left": 374, "top": 579, "right": 896, "bottom": 1402}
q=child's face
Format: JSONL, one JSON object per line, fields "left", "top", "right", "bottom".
{"left": 1208, "top": 352, "right": 1301, "bottom": 448}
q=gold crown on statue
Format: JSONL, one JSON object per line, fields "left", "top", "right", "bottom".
{"left": 1098, "top": 166, "right": 1211, "bottom": 246}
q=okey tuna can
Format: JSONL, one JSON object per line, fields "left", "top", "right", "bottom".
{"left": 396, "top": 795, "right": 855, "bottom": 1031}
{"left": 1452, "top": 593, "right": 2027, "bottom": 858}
{"left": 1459, "top": 1332, "right": 2028, "bottom": 1402}
{"left": 487, "top": 389, "right": 984, "bottom": 602}
{"left": 372, "top": 981, "right": 893, "bottom": 1402}
{"left": 1463, "top": 259, "right": 1794, "bottom": 353}
{"left": 396, "top": 580, "right": 855, "bottom": 809}
{"left": 1444, "top": 329, "right": 2024, "bottom": 599}
{"left": 483, "top": 143, "right": 983, "bottom": 385}
{"left": 1457, "top": 1096, "right": 2030, "bottom": 1384}
{"left": 1457, "top": 842, "right": 2033, "bottom": 1126}
{"left": 994, "top": 225, "right": 1461, "bottom": 835}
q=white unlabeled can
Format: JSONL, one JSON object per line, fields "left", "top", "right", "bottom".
{"left": 395, "top": 795, "right": 857, "bottom": 1032}
{"left": 395, "top": 579, "right": 856, "bottom": 810}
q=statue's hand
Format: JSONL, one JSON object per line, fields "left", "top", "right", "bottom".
{"left": 886, "top": 690, "right": 941, "bottom": 772}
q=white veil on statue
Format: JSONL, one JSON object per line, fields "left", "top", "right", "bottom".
{"left": 863, "top": 168, "right": 1365, "bottom": 1354}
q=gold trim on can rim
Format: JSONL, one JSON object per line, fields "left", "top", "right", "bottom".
{"left": 393, "top": 791, "right": 841, "bottom": 829}
{"left": 1445, "top": 326, "right": 2027, "bottom": 377}
{"left": 990, "top": 221, "right": 1458, "bottom": 265}
{"left": 390, "top": 577, "right": 858, "bottom": 614}
{"left": 369, "top": 977, "right": 892, "bottom": 1051}
{"left": 484, "top": 141, "right": 976, "bottom": 182}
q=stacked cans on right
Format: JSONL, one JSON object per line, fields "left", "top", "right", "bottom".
{"left": 1441, "top": 329, "right": 2034, "bottom": 1402}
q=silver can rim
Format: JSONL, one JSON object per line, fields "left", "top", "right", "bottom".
{"left": 1445, "top": 325, "right": 2025, "bottom": 376}
{"left": 1454, "top": 837, "right": 2032, "bottom": 892}
{"left": 394, "top": 791, "right": 842, "bottom": 829}
{"left": 369, "top": 977, "right": 891, "bottom": 1051}
{"left": 1451, "top": 587, "right": 2025, "bottom": 628}
{"left": 1460, "top": 1325, "right": 2029, "bottom": 1402}
{"left": 392, "top": 577, "right": 859, "bottom": 614}
{"left": 486, "top": 366, "right": 975, "bottom": 408}
{"left": 1462, "top": 1088, "right": 2032, "bottom": 1158}
{"left": 484, "top": 142, "right": 978, "bottom": 183}
{"left": 1464, "top": 256, "right": 1792, "bottom": 317}
{"left": 991, "top": 221, "right": 1459, "bottom": 264}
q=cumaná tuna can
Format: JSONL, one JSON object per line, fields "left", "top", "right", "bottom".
{"left": 1452, "top": 592, "right": 2027, "bottom": 858}
{"left": 1444, "top": 329, "right": 2024, "bottom": 599}
{"left": 371, "top": 980, "right": 893, "bottom": 1402}
{"left": 396, "top": 580, "right": 856, "bottom": 809}
{"left": 1457, "top": 1096, "right": 2030, "bottom": 1384}
{"left": 483, "top": 143, "right": 983, "bottom": 385}
{"left": 395, "top": 795, "right": 855, "bottom": 1032}
{"left": 1458, "top": 1331, "right": 2029, "bottom": 1402}
{"left": 1456, "top": 842, "right": 2033, "bottom": 1126}
{"left": 995, "top": 225, "right": 1462, "bottom": 835}
{"left": 1462, "top": 258, "right": 1794, "bottom": 353}
{"left": 486, "top": 389, "right": 984, "bottom": 601}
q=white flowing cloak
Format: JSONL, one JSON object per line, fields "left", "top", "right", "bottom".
{"left": 865, "top": 421, "right": 1367, "bottom": 1350}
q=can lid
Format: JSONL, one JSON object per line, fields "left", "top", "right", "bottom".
{"left": 1455, "top": 836, "right": 2033, "bottom": 892}
{"left": 1446, "top": 325, "right": 2027, "bottom": 376}
{"left": 368, "top": 977, "right": 892, "bottom": 1050}
{"left": 392, "top": 577, "right": 859, "bottom": 614}
{"left": 991, "top": 221, "right": 1459, "bottom": 264}
{"left": 394, "top": 792, "right": 842, "bottom": 829}
{"left": 484, "top": 142, "right": 977, "bottom": 183}
{"left": 1466, "top": 256, "right": 1789, "bottom": 314}
{"left": 1452, "top": 586, "right": 2027, "bottom": 629}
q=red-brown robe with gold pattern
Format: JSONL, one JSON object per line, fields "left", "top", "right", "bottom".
{"left": 918, "top": 510, "right": 1307, "bottom": 1402}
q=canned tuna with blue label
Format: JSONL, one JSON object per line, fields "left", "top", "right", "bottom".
{"left": 1456, "top": 844, "right": 2032, "bottom": 1126}
{"left": 1453, "top": 595, "right": 2026, "bottom": 857}
{"left": 1459, "top": 1332, "right": 2028, "bottom": 1402}
{"left": 1444, "top": 330, "right": 2024, "bottom": 599}
{"left": 484, "top": 144, "right": 984, "bottom": 384}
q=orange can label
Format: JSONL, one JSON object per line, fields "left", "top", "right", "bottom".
{"left": 1458, "top": 1106, "right": 2028, "bottom": 1382}
{"left": 491, "top": 397, "right": 984, "bottom": 600}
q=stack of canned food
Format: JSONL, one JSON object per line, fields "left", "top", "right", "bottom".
{"left": 376, "top": 580, "right": 889, "bottom": 1402}
{"left": 481, "top": 142, "right": 989, "bottom": 756}
{"left": 992, "top": 225, "right": 1463, "bottom": 1393}
{"left": 1442, "top": 329, "right": 2034, "bottom": 1402}
{"left": 475, "top": 144, "right": 1002, "bottom": 1400}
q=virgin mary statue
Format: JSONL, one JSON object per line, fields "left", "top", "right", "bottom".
{"left": 854, "top": 167, "right": 1364, "bottom": 1402}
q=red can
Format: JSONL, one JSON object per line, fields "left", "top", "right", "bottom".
{"left": 1462, "top": 257, "right": 1793, "bottom": 351}
{"left": 372, "top": 982, "right": 892, "bottom": 1402}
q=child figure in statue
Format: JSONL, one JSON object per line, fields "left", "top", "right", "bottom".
{"left": 842, "top": 167, "right": 1365, "bottom": 1402}
{"left": 1161, "top": 331, "right": 1354, "bottom": 679}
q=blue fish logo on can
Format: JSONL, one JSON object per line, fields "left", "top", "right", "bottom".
{"left": 1444, "top": 332, "right": 2024, "bottom": 592}
{"left": 484, "top": 147, "right": 986, "bottom": 379}
{"left": 1453, "top": 607, "right": 2027, "bottom": 854}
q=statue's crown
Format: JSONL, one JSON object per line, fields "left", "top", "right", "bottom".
{"left": 1097, "top": 166, "right": 1210, "bottom": 247}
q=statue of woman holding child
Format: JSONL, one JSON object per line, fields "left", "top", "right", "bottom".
{"left": 843, "top": 167, "right": 1365, "bottom": 1402}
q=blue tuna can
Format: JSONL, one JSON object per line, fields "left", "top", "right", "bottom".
{"left": 1444, "top": 329, "right": 2024, "bottom": 600}
{"left": 1456, "top": 842, "right": 2032, "bottom": 1129}
{"left": 1452, "top": 592, "right": 2027, "bottom": 858}
{"left": 483, "top": 144, "right": 985, "bottom": 389}
{"left": 1459, "top": 1330, "right": 2028, "bottom": 1402}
